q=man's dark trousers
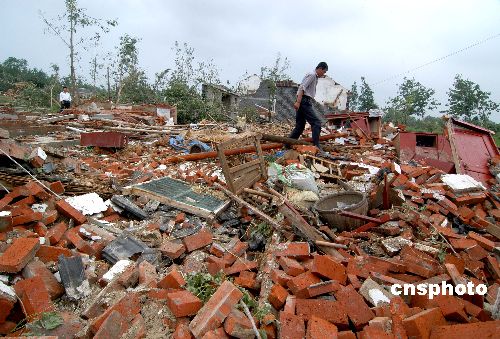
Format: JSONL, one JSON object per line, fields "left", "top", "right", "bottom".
{"left": 289, "top": 96, "right": 321, "bottom": 147}
{"left": 60, "top": 100, "right": 70, "bottom": 112}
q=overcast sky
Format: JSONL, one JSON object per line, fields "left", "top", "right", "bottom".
{"left": 1, "top": 0, "right": 499, "bottom": 121}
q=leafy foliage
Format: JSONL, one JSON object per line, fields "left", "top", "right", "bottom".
{"left": 0, "top": 57, "right": 50, "bottom": 92}
{"left": 358, "top": 77, "right": 378, "bottom": 111}
{"left": 349, "top": 81, "right": 360, "bottom": 111}
{"left": 25, "top": 312, "right": 64, "bottom": 335}
{"left": 386, "top": 77, "right": 438, "bottom": 120}
{"left": 446, "top": 74, "right": 499, "bottom": 124}
{"left": 185, "top": 272, "right": 225, "bottom": 303}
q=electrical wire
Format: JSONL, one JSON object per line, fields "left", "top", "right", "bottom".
{"left": 373, "top": 32, "right": 500, "bottom": 86}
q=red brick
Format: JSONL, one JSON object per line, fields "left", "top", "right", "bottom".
{"left": 311, "top": 255, "right": 347, "bottom": 284}
{"left": 283, "top": 295, "right": 296, "bottom": 314}
{"left": 0, "top": 287, "right": 16, "bottom": 323}
{"left": 209, "top": 243, "right": 225, "bottom": 257}
{"left": 402, "top": 308, "right": 446, "bottom": 339}
{"left": 234, "top": 271, "right": 258, "bottom": 290}
{"left": 175, "top": 212, "right": 186, "bottom": 224}
{"left": 306, "top": 315, "right": 338, "bottom": 339}
{"left": 128, "top": 314, "right": 146, "bottom": 339}
{"left": 223, "top": 308, "right": 254, "bottom": 338}
{"left": 24, "top": 181, "right": 50, "bottom": 199}
{"left": 158, "top": 268, "right": 186, "bottom": 289}
{"left": 46, "top": 221, "right": 68, "bottom": 245}
{"left": 485, "top": 256, "right": 500, "bottom": 280}
{"left": 268, "top": 283, "right": 289, "bottom": 310}
{"left": 90, "top": 292, "right": 140, "bottom": 334}
{"left": 189, "top": 280, "right": 243, "bottom": 338}
{"left": 166, "top": 290, "right": 203, "bottom": 317}
{"left": 182, "top": 229, "right": 213, "bottom": 252}
{"left": 0, "top": 237, "right": 40, "bottom": 273}
{"left": 172, "top": 321, "right": 194, "bottom": 339}
{"left": 55, "top": 200, "right": 87, "bottom": 225}
{"left": 391, "top": 174, "right": 409, "bottom": 187}
{"left": 271, "top": 269, "right": 292, "bottom": 287}
{"left": 160, "top": 240, "right": 186, "bottom": 259}
{"left": 430, "top": 321, "right": 500, "bottom": 339}
{"left": 307, "top": 280, "right": 342, "bottom": 297}
{"left": 12, "top": 195, "right": 36, "bottom": 207}
{"left": 454, "top": 193, "right": 487, "bottom": 206}
{"left": 222, "top": 240, "right": 248, "bottom": 265}
{"left": 0, "top": 212, "right": 12, "bottom": 232}
{"left": 65, "top": 227, "right": 94, "bottom": 255}
{"left": 295, "top": 299, "right": 349, "bottom": 328}
{"left": 279, "top": 311, "right": 305, "bottom": 339}
{"left": 22, "top": 260, "right": 64, "bottom": 300}
{"left": 275, "top": 242, "right": 310, "bottom": 259}
{"left": 338, "top": 330, "right": 357, "bottom": 339}
{"left": 224, "top": 259, "right": 258, "bottom": 275}
{"left": 465, "top": 243, "right": 489, "bottom": 261}
{"left": 278, "top": 256, "right": 305, "bottom": 277}
{"left": 94, "top": 310, "right": 129, "bottom": 339}
{"left": 335, "top": 285, "right": 374, "bottom": 329}
{"left": 201, "top": 327, "right": 230, "bottom": 339}
{"left": 206, "top": 256, "right": 229, "bottom": 276}
{"left": 36, "top": 245, "right": 74, "bottom": 263}
{"left": 138, "top": 260, "right": 158, "bottom": 287}
{"left": 410, "top": 294, "right": 467, "bottom": 322}
{"left": 11, "top": 210, "right": 43, "bottom": 226}
{"left": 49, "top": 181, "right": 65, "bottom": 195}
{"left": 0, "top": 321, "right": 16, "bottom": 335}
{"left": 14, "top": 275, "right": 54, "bottom": 318}
{"left": 438, "top": 197, "right": 459, "bottom": 213}
{"left": 449, "top": 238, "right": 477, "bottom": 250}
{"left": 467, "top": 231, "right": 495, "bottom": 251}
{"left": 287, "top": 272, "right": 322, "bottom": 298}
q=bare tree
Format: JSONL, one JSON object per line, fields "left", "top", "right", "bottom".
{"left": 39, "top": 0, "right": 117, "bottom": 104}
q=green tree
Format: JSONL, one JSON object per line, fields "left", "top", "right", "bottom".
{"left": 385, "top": 78, "right": 438, "bottom": 123}
{"left": 446, "top": 74, "right": 499, "bottom": 125}
{"left": 161, "top": 42, "right": 222, "bottom": 123}
{"left": 114, "top": 34, "right": 140, "bottom": 104}
{"left": 349, "top": 81, "right": 359, "bottom": 111}
{"left": 39, "top": 0, "right": 117, "bottom": 104}
{"left": 259, "top": 53, "right": 291, "bottom": 115}
{"left": 0, "top": 57, "right": 50, "bottom": 91}
{"left": 358, "top": 77, "right": 378, "bottom": 111}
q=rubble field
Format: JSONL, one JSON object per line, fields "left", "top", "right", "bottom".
{"left": 0, "top": 104, "right": 499, "bottom": 339}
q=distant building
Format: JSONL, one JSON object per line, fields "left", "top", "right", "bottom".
{"left": 202, "top": 83, "right": 239, "bottom": 119}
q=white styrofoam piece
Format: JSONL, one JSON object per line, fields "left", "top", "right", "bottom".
{"left": 441, "top": 174, "right": 485, "bottom": 192}
{"left": 65, "top": 193, "right": 107, "bottom": 215}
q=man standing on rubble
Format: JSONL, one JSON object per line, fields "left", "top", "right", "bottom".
{"left": 59, "top": 86, "right": 72, "bottom": 112}
{"left": 289, "top": 62, "right": 328, "bottom": 150}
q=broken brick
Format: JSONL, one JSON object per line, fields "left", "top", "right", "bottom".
{"left": 160, "top": 240, "right": 186, "bottom": 260}
{"left": 402, "top": 307, "right": 446, "bottom": 339}
{"left": 223, "top": 308, "right": 254, "bottom": 339}
{"left": 94, "top": 310, "right": 129, "bottom": 339}
{"left": 55, "top": 199, "right": 87, "bottom": 225}
{"left": 46, "top": 221, "right": 68, "bottom": 245}
{"left": 278, "top": 256, "right": 305, "bottom": 277}
{"left": 158, "top": 268, "right": 186, "bottom": 289}
{"left": 311, "top": 255, "right": 347, "bottom": 284}
{"left": 268, "top": 283, "right": 289, "bottom": 310}
{"left": 182, "top": 228, "right": 213, "bottom": 252}
{"left": 287, "top": 271, "right": 322, "bottom": 298}
{"left": 189, "top": 280, "right": 243, "bottom": 338}
{"left": 22, "top": 260, "right": 64, "bottom": 300}
{"left": 295, "top": 299, "right": 349, "bottom": 328}
{"left": 0, "top": 237, "right": 40, "bottom": 273}
{"left": 279, "top": 311, "right": 305, "bottom": 339}
{"left": 166, "top": 290, "right": 203, "bottom": 317}
{"left": 14, "top": 275, "right": 54, "bottom": 318}
{"left": 306, "top": 315, "right": 338, "bottom": 339}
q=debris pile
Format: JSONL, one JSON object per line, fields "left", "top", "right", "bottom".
{"left": 0, "top": 105, "right": 499, "bottom": 338}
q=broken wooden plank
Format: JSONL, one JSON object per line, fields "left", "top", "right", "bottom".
{"left": 338, "top": 211, "right": 382, "bottom": 224}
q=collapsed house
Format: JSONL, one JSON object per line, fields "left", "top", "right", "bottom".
{"left": 0, "top": 98, "right": 499, "bottom": 338}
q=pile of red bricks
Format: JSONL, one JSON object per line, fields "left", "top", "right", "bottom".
{"left": 1, "top": 121, "right": 500, "bottom": 339}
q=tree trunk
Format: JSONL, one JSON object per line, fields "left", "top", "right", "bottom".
{"left": 107, "top": 66, "right": 111, "bottom": 101}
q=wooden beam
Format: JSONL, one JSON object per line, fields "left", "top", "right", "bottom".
{"left": 338, "top": 211, "right": 382, "bottom": 224}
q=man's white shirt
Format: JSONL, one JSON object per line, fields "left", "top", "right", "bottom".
{"left": 60, "top": 91, "right": 72, "bottom": 102}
